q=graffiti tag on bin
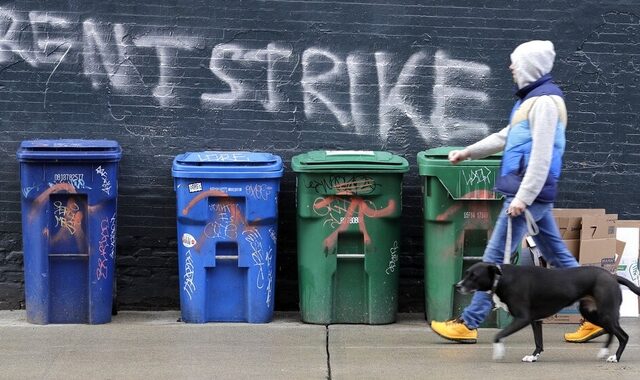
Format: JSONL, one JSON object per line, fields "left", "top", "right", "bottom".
{"left": 307, "top": 175, "right": 380, "bottom": 195}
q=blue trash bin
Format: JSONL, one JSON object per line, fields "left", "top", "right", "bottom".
{"left": 16, "top": 140, "right": 122, "bottom": 324}
{"left": 172, "top": 151, "right": 283, "bottom": 323}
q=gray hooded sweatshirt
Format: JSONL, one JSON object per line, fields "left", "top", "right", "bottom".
{"left": 465, "top": 40, "right": 564, "bottom": 206}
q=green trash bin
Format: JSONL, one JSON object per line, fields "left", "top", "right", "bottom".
{"left": 418, "top": 147, "right": 513, "bottom": 328}
{"left": 292, "top": 150, "right": 409, "bottom": 324}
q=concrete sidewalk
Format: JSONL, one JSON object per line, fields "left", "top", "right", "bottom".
{"left": 1, "top": 311, "right": 639, "bottom": 380}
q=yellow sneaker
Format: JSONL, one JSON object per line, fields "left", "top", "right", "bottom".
{"left": 430, "top": 317, "right": 478, "bottom": 343}
{"left": 564, "top": 321, "right": 605, "bottom": 343}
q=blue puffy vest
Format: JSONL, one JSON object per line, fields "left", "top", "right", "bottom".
{"left": 494, "top": 74, "right": 566, "bottom": 203}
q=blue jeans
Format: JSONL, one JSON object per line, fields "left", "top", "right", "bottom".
{"left": 461, "top": 197, "right": 579, "bottom": 329}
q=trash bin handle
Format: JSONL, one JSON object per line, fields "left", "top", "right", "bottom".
{"left": 181, "top": 189, "right": 229, "bottom": 215}
{"left": 336, "top": 254, "right": 365, "bottom": 259}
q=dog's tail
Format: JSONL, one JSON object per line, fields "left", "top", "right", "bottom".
{"left": 617, "top": 276, "right": 640, "bottom": 296}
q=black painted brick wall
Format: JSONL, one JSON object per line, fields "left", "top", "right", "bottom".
{"left": 0, "top": 0, "right": 639, "bottom": 312}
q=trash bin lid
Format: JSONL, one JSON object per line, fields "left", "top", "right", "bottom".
{"left": 172, "top": 151, "right": 283, "bottom": 179}
{"left": 417, "top": 147, "right": 503, "bottom": 200}
{"left": 291, "top": 150, "right": 409, "bottom": 173}
{"left": 16, "top": 139, "right": 122, "bottom": 161}
{"left": 417, "top": 147, "right": 502, "bottom": 175}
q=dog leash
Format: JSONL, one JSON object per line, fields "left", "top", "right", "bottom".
{"left": 503, "top": 208, "right": 539, "bottom": 265}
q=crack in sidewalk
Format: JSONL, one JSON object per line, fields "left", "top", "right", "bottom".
{"left": 325, "top": 325, "right": 332, "bottom": 380}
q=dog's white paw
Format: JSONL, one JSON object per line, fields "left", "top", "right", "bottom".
{"left": 606, "top": 355, "right": 618, "bottom": 363}
{"left": 522, "top": 354, "right": 539, "bottom": 363}
{"left": 597, "top": 348, "right": 610, "bottom": 359}
{"left": 493, "top": 342, "right": 505, "bottom": 360}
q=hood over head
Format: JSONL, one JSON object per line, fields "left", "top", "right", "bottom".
{"left": 510, "top": 40, "right": 555, "bottom": 89}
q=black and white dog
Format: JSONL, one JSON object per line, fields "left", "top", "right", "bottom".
{"left": 456, "top": 262, "right": 640, "bottom": 363}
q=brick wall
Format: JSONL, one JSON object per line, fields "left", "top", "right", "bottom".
{"left": 1, "top": 0, "right": 639, "bottom": 312}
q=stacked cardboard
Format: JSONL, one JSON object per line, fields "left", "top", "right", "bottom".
{"left": 553, "top": 208, "right": 603, "bottom": 259}
{"left": 552, "top": 209, "right": 624, "bottom": 272}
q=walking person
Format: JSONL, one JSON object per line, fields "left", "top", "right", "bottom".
{"left": 430, "top": 40, "right": 604, "bottom": 343}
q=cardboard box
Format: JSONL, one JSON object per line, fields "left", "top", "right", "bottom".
{"left": 580, "top": 214, "right": 617, "bottom": 240}
{"left": 578, "top": 214, "right": 620, "bottom": 273}
{"left": 553, "top": 208, "right": 605, "bottom": 240}
{"left": 552, "top": 208, "right": 606, "bottom": 217}
{"left": 555, "top": 217, "right": 582, "bottom": 240}
{"left": 579, "top": 239, "right": 617, "bottom": 269}
{"left": 617, "top": 220, "right": 640, "bottom": 228}
{"left": 533, "top": 209, "right": 618, "bottom": 269}
{"left": 552, "top": 209, "right": 608, "bottom": 260}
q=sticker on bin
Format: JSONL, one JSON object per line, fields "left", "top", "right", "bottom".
{"left": 210, "top": 186, "right": 243, "bottom": 193}
{"left": 182, "top": 233, "right": 197, "bottom": 248}
{"left": 195, "top": 152, "right": 251, "bottom": 162}
{"left": 188, "top": 182, "right": 203, "bottom": 193}
{"left": 325, "top": 150, "right": 375, "bottom": 156}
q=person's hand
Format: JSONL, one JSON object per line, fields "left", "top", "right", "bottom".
{"left": 448, "top": 149, "right": 470, "bottom": 165}
{"left": 507, "top": 198, "right": 527, "bottom": 217}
